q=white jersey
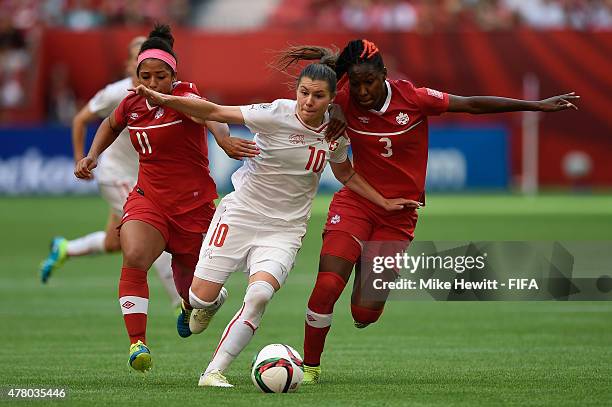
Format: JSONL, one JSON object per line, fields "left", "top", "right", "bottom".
{"left": 87, "top": 77, "right": 138, "bottom": 184}
{"left": 234, "top": 99, "right": 348, "bottom": 223}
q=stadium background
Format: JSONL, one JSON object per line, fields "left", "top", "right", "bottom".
{"left": 1, "top": 1, "right": 611, "bottom": 405}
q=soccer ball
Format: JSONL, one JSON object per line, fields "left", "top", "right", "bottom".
{"left": 251, "top": 344, "right": 304, "bottom": 393}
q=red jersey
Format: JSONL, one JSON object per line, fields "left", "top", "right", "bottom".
{"left": 114, "top": 81, "right": 217, "bottom": 230}
{"left": 336, "top": 79, "right": 449, "bottom": 203}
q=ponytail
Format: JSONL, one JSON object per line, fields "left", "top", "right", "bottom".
{"left": 276, "top": 40, "right": 384, "bottom": 85}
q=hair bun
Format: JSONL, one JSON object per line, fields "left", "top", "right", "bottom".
{"left": 148, "top": 24, "right": 174, "bottom": 48}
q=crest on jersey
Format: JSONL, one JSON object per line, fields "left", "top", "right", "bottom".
{"left": 330, "top": 214, "right": 341, "bottom": 224}
{"left": 329, "top": 141, "right": 339, "bottom": 151}
{"left": 130, "top": 113, "right": 139, "bottom": 120}
{"left": 289, "top": 134, "right": 305, "bottom": 145}
{"left": 396, "top": 112, "right": 409, "bottom": 125}
{"left": 358, "top": 116, "right": 369, "bottom": 124}
{"left": 251, "top": 103, "right": 273, "bottom": 110}
{"left": 155, "top": 108, "right": 164, "bottom": 120}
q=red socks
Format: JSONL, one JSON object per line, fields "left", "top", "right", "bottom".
{"left": 118, "top": 267, "right": 149, "bottom": 344}
{"left": 304, "top": 272, "right": 347, "bottom": 366}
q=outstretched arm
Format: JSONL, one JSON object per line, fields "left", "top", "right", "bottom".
{"left": 330, "top": 159, "right": 422, "bottom": 212}
{"left": 447, "top": 92, "right": 580, "bottom": 114}
{"left": 131, "top": 85, "right": 245, "bottom": 125}
{"left": 74, "top": 113, "right": 123, "bottom": 179}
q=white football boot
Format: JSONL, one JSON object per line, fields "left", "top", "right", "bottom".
{"left": 190, "top": 287, "right": 228, "bottom": 334}
{"left": 199, "top": 369, "right": 233, "bottom": 388}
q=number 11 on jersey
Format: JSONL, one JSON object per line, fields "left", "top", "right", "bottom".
{"left": 136, "top": 132, "right": 152, "bottom": 154}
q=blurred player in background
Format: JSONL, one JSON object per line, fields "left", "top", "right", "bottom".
{"left": 278, "top": 39, "right": 580, "bottom": 384}
{"left": 132, "top": 61, "right": 419, "bottom": 387}
{"left": 38, "top": 36, "right": 184, "bottom": 307}
{"left": 75, "top": 24, "right": 257, "bottom": 373}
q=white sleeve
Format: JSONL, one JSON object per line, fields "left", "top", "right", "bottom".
{"left": 239, "top": 100, "right": 281, "bottom": 134}
{"left": 87, "top": 81, "right": 128, "bottom": 118}
{"left": 329, "top": 136, "right": 349, "bottom": 163}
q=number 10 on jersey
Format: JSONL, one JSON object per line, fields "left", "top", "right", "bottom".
{"left": 305, "top": 146, "right": 326, "bottom": 173}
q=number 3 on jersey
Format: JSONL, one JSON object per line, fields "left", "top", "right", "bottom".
{"left": 305, "top": 146, "right": 326, "bottom": 173}
{"left": 379, "top": 137, "right": 393, "bottom": 157}
{"left": 136, "top": 131, "right": 152, "bottom": 154}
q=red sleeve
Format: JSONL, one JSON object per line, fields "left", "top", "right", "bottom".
{"left": 113, "top": 97, "right": 128, "bottom": 129}
{"left": 415, "top": 87, "right": 449, "bottom": 116}
{"left": 174, "top": 81, "right": 202, "bottom": 99}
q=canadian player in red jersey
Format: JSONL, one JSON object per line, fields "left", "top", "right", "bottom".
{"left": 277, "top": 39, "right": 580, "bottom": 384}
{"left": 75, "top": 25, "right": 258, "bottom": 373}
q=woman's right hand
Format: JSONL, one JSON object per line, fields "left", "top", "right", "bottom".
{"left": 325, "top": 104, "right": 347, "bottom": 142}
{"left": 130, "top": 85, "right": 168, "bottom": 106}
{"left": 220, "top": 136, "right": 260, "bottom": 160}
{"left": 74, "top": 156, "right": 97, "bottom": 180}
{"left": 383, "top": 198, "right": 422, "bottom": 212}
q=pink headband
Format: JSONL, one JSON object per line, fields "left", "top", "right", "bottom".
{"left": 137, "top": 49, "right": 177, "bottom": 73}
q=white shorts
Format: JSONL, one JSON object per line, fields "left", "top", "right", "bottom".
{"left": 194, "top": 193, "right": 307, "bottom": 286}
{"left": 98, "top": 179, "right": 135, "bottom": 216}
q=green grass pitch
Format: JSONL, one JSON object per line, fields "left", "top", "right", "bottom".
{"left": 1, "top": 194, "right": 611, "bottom": 406}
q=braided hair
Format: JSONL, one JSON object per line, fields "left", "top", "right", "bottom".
{"left": 275, "top": 39, "right": 385, "bottom": 85}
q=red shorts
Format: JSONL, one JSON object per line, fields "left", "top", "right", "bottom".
{"left": 321, "top": 188, "right": 417, "bottom": 263}
{"left": 121, "top": 190, "right": 215, "bottom": 299}
{"left": 324, "top": 187, "right": 418, "bottom": 241}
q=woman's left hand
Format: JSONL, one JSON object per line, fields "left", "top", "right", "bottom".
{"left": 537, "top": 92, "right": 580, "bottom": 112}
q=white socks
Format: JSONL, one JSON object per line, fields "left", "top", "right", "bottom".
{"left": 66, "top": 231, "right": 106, "bottom": 256}
{"left": 189, "top": 287, "right": 225, "bottom": 309}
{"left": 205, "top": 281, "right": 275, "bottom": 374}
{"left": 152, "top": 251, "right": 181, "bottom": 307}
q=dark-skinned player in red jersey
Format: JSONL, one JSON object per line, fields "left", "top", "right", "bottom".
{"left": 75, "top": 25, "right": 258, "bottom": 373}
{"left": 276, "top": 39, "right": 580, "bottom": 384}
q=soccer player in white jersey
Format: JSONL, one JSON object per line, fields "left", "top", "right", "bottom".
{"left": 39, "top": 36, "right": 258, "bottom": 308}
{"left": 132, "top": 62, "right": 421, "bottom": 387}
